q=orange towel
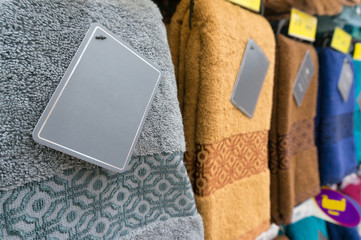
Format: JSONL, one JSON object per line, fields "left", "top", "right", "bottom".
{"left": 169, "top": 0, "right": 276, "bottom": 239}
{"left": 269, "top": 35, "right": 320, "bottom": 225}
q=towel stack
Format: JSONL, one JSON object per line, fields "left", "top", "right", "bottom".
{"left": 169, "top": 0, "right": 275, "bottom": 238}
{"left": 0, "top": 0, "right": 203, "bottom": 239}
{"left": 270, "top": 34, "right": 320, "bottom": 225}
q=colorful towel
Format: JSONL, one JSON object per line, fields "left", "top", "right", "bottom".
{"left": 354, "top": 60, "right": 361, "bottom": 165}
{"left": 341, "top": 174, "right": 361, "bottom": 205}
{"left": 327, "top": 222, "right": 361, "bottom": 240}
{"left": 285, "top": 217, "right": 328, "bottom": 240}
{"left": 316, "top": 48, "right": 357, "bottom": 185}
{"left": 270, "top": 34, "right": 320, "bottom": 225}
{"left": 169, "top": 0, "right": 275, "bottom": 239}
{"left": 0, "top": 0, "right": 203, "bottom": 239}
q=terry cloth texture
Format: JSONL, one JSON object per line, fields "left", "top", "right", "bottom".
{"left": 121, "top": 213, "right": 204, "bottom": 240}
{"left": 0, "top": 157, "right": 203, "bottom": 240}
{"left": 0, "top": 0, "right": 186, "bottom": 191}
{"left": 326, "top": 222, "right": 361, "bottom": 240}
{"left": 284, "top": 217, "right": 328, "bottom": 240}
{"left": 355, "top": 60, "right": 361, "bottom": 164}
{"left": 316, "top": 48, "right": 357, "bottom": 185}
{"left": 169, "top": 0, "right": 275, "bottom": 239}
{"left": 264, "top": 0, "right": 343, "bottom": 17}
{"left": 0, "top": 0, "right": 203, "bottom": 239}
{"left": 269, "top": 35, "right": 320, "bottom": 225}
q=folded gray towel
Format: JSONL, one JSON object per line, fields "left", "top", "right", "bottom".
{"left": 0, "top": 0, "right": 185, "bottom": 190}
{"left": 0, "top": 0, "right": 203, "bottom": 239}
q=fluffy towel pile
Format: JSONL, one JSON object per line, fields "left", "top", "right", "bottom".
{"left": 269, "top": 35, "right": 320, "bottom": 225}
{"left": 354, "top": 60, "right": 361, "bottom": 164}
{"left": 0, "top": 0, "right": 203, "bottom": 239}
{"left": 316, "top": 48, "right": 357, "bottom": 185}
{"left": 169, "top": 0, "right": 275, "bottom": 239}
{"left": 284, "top": 217, "right": 328, "bottom": 240}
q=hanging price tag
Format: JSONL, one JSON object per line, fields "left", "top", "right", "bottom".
{"left": 226, "top": 0, "right": 261, "bottom": 12}
{"left": 354, "top": 43, "right": 361, "bottom": 60}
{"left": 288, "top": 8, "right": 317, "bottom": 42}
{"left": 331, "top": 27, "right": 352, "bottom": 54}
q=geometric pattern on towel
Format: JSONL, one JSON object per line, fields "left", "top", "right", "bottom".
{"left": 0, "top": 152, "right": 197, "bottom": 240}
{"left": 191, "top": 131, "right": 268, "bottom": 196}
{"left": 274, "top": 118, "right": 316, "bottom": 171}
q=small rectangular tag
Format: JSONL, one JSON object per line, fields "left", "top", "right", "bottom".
{"left": 331, "top": 27, "right": 352, "bottom": 54}
{"left": 226, "top": 0, "right": 261, "bottom": 12}
{"left": 293, "top": 50, "right": 315, "bottom": 106}
{"left": 231, "top": 38, "right": 270, "bottom": 118}
{"left": 288, "top": 8, "right": 317, "bottom": 42}
{"left": 32, "top": 23, "right": 161, "bottom": 172}
{"left": 338, "top": 59, "right": 354, "bottom": 102}
{"left": 318, "top": 230, "right": 328, "bottom": 240}
{"left": 354, "top": 43, "right": 361, "bottom": 60}
{"left": 358, "top": 92, "right": 361, "bottom": 110}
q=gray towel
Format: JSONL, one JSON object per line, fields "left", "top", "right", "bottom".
{"left": 0, "top": 0, "right": 185, "bottom": 190}
{"left": 0, "top": 0, "right": 203, "bottom": 239}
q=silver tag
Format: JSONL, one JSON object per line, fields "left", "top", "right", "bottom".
{"left": 358, "top": 92, "right": 361, "bottom": 110}
{"left": 293, "top": 50, "right": 315, "bottom": 106}
{"left": 318, "top": 230, "right": 328, "bottom": 240}
{"left": 32, "top": 23, "right": 161, "bottom": 172}
{"left": 338, "top": 59, "right": 353, "bottom": 102}
{"left": 231, "top": 38, "right": 270, "bottom": 118}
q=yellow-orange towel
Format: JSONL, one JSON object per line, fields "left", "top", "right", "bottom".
{"left": 169, "top": 0, "right": 276, "bottom": 239}
{"left": 269, "top": 35, "right": 320, "bottom": 225}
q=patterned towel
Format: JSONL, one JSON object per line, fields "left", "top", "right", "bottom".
{"left": 316, "top": 48, "right": 357, "bottom": 185}
{"left": 0, "top": 0, "right": 203, "bottom": 239}
{"left": 169, "top": 0, "right": 275, "bottom": 239}
{"left": 270, "top": 34, "right": 320, "bottom": 225}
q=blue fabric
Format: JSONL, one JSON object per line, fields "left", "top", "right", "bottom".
{"left": 354, "top": 60, "right": 361, "bottom": 165}
{"left": 326, "top": 222, "right": 361, "bottom": 240}
{"left": 285, "top": 217, "right": 328, "bottom": 240}
{"left": 316, "top": 48, "right": 357, "bottom": 185}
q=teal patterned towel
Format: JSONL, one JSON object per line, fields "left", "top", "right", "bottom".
{"left": 0, "top": 0, "right": 204, "bottom": 239}
{"left": 0, "top": 153, "right": 203, "bottom": 239}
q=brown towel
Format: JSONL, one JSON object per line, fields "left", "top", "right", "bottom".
{"left": 269, "top": 34, "right": 320, "bottom": 225}
{"left": 169, "top": 0, "right": 276, "bottom": 239}
{"left": 264, "top": 0, "right": 343, "bottom": 17}
{"left": 274, "top": 235, "right": 290, "bottom": 240}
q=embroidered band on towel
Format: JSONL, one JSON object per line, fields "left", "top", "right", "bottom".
{"left": 0, "top": 153, "right": 202, "bottom": 240}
